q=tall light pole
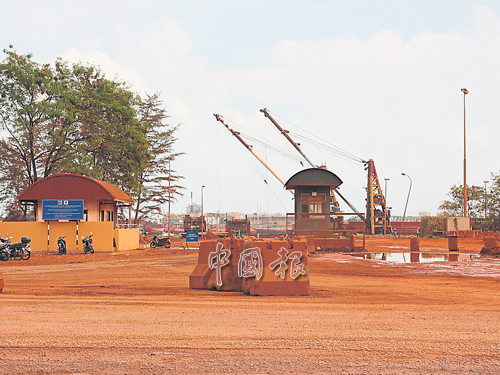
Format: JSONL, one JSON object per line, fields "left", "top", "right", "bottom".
{"left": 168, "top": 158, "right": 175, "bottom": 239}
{"left": 461, "top": 88, "right": 469, "bottom": 217}
{"left": 400, "top": 173, "right": 412, "bottom": 238}
{"left": 484, "top": 180, "right": 489, "bottom": 219}
{"left": 201, "top": 185, "right": 205, "bottom": 235}
{"left": 384, "top": 178, "right": 390, "bottom": 235}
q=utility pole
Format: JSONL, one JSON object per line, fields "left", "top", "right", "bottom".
{"left": 461, "top": 88, "right": 469, "bottom": 217}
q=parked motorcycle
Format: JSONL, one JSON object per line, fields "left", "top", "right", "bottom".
{"left": 8, "top": 236, "right": 31, "bottom": 260}
{"left": 58, "top": 236, "right": 67, "bottom": 255}
{"left": 0, "top": 236, "right": 10, "bottom": 261}
{"left": 150, "top": 235, "right": 171, "bottom": 248}
{"left": 82, "top": 233, "right": 94, "bottom": 254}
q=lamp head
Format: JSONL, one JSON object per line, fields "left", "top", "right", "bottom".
{"left": 461, "top": 88, "right": 469, "bottom": 94}
{"left": 401, "top": 173, "right": 406, "bottom": 176}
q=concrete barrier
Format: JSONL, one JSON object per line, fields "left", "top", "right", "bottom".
{"left": 483, "top": 236, "right": 497, "bottom": 249}
{"left": 241, "top": 239, "right": 309, "bottom": 296}
{"left": 410, "top": 253, "right": 420, "bottom": 263}
{"left": 448, "top": 236, "right": 459, "bottom": 251}
{"left": 188, "top": 239, "right": 219, "bottom": 290}
{"left": 189, "top": 237, "right": 310, "bottom": 296}
{"left": 215, "top": 237, "right": 246, "bottom": 292}
{"left": 410, "top": 237, "right": 420, "bottom": 251}
{"left": 304, "top": 236, "right": 315, "bottom": 253}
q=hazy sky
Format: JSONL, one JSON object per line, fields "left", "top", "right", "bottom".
{"left": 2, "top": 0, "right": 500, "bottom": 217}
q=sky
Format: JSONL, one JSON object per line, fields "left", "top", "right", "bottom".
{"left": 2, "top": 0, "right": 500, "bottom": 217}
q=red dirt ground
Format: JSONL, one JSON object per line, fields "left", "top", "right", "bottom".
{"left": 0, "top": 236, "right": 499, "bottom": 374}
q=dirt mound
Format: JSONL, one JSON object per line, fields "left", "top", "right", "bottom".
{"left": 202, "top": 231, "right": 221, "bottom": 240}
{"left": 480, "top": 246, "right": 500, "bottom": 258}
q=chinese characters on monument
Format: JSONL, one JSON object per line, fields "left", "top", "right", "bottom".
{"left": 208, "top": 243, "right": 231, "bottom": 287}
{"left": 208, "top": 245, "right": 306, "bottom": 287}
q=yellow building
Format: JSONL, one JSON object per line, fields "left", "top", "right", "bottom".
{"left": 0, "top": 174, "right": 139, "bottom": 252}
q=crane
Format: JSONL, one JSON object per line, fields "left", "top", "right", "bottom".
{"left": 215, "top": 110, "right": 391, "bottom": 234}
{"left": 213, "top": 114, "right": 289, "bottom": 188}
{"left": 260, "top": 108, "right": 391, "bottom": 234}
{"left": 260, "top": 108, "right": 362, "bottom": 218}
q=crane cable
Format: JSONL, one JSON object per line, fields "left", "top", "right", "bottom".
{"left": 220, "top": 116, "right": 289, "bottom": 212}
{"left": 222, "top": 117, "right": 315, "bottom": 165}
{"left": 222, "top": 116, "right": 306, "bottom": 174}
{"left": 266, "top": 109, "right": 365, "bottom": 164}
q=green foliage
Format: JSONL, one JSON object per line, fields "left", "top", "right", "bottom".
{"left": 438, "top": 171, "right": 500, "bottom": 232}
{"left": 487, "top": 171, "right": 500, "bottom": 214}
{"left": 130, "top": 93, "right": 184, "bottom": 223}
{"left": 0, "top": 47, "right": 183, "bottom": 219}
{"left": 420, "top": 216, "right": 446, "bottom": 237}
{"left": 186, "top": 203, "right": 202, "bottom": 214}
{"left": 438, "top": 184, "right": 485, "bottom": 220}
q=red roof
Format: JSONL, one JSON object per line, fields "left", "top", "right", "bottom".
{"left": 16, "top": 174, "right": 133, "bottom": 204}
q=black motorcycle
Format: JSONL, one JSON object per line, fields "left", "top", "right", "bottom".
{"left": 82, "top": 233, "right": 94, "bottom": 254}
{"left": 150, "top": 235, "right": 171, "bottom": 248}
{"left": 8, "top": 236, "right": 31, "bottom": 260}
{"left": 58, "top": 236, "right": 67, "bottom": 255}
{"left": 0, "top": 236, "right": 10, "bottom": 261}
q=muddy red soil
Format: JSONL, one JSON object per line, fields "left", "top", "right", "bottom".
{"left": 0, "top": 236, "right": 499, "bottom": 374}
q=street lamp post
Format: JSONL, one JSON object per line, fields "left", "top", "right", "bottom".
{"left": 400, "top": 173, "right": 412, "bottom": 238}
{"left": 461, "top": 88, "right": 469, "bottom": 217}
{"left": 168, "top": 158, "right": 175, "bottom": 239}
{"left": 201, "top": 185, "right": 205, "bottom": 236}
{"left": 384, "top": 178, "right": 390, "bottom": 235}
{"left": 484, "top": 180, "right": 489, "bottom": 219}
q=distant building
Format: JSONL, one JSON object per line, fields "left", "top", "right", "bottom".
{"left": 419, "top": 211, "right": 432, "bottom": 217}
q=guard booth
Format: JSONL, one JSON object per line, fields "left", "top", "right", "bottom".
{"left": 285, "top": 168, "right": 343, "bottom": 238}
{"left": 0, "top": 174, "right": 139, "bottom": 252}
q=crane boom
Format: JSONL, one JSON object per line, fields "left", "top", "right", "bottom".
{"left": 213, "top": 114, "right": 287, "bottom": 186}
{"left": 259, "top": 108, "right": 361, "bottom": 215}
{"left": 260, "top": 108, "right": 317, "bottom": 168}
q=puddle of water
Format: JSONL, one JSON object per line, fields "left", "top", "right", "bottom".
{"left": 351, "top": 252, "right": 480, "bottom": 264}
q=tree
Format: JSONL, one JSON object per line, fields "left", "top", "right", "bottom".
{"left": 486, "top": 171, "right": 500, "bottom": 216}
{"left": 0, "top": 139, "right": 31, "bottom": 220}
{"left": 0, "top": 47, "right": 60, "bottom": 201}
{"left": 186, "top": 203, "right": 202, "bottom": 214}
{"left": 0, "top": 47, "right": 152, "bottom": 216}
{"left": 438, "top": 184, "right": 485, "bottom": 220}
{"left": 129, "top": 93, "right": 184, "bottom": 223}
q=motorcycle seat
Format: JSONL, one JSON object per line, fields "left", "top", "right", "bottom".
{"left": 10, "top": 243, "right": 24, "bottom": 249}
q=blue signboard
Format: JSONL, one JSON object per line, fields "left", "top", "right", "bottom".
{"left": 185, "top": 231, "right": 199, "bottom": 242}
{"left": 42, "top": 200, "right": 84, "bottom": 221}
